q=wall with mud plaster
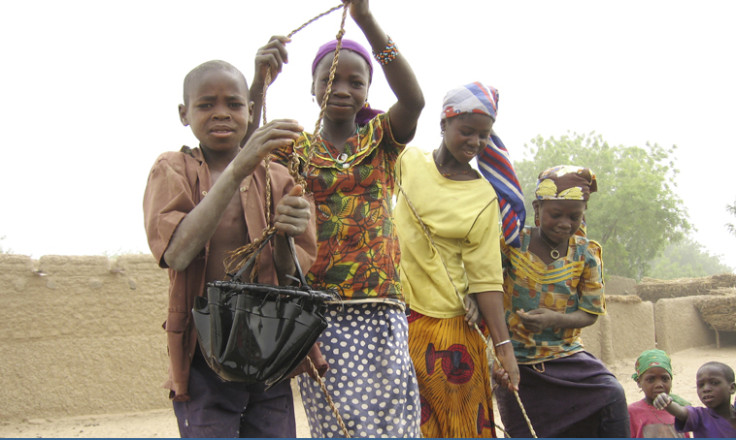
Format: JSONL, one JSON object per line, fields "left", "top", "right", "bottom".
{"left": 0, "top": 255, "right": 718, "bottom": 421}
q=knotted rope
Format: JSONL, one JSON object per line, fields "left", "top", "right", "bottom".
{"left": 225, "top": 2, "right": 347, "bottom": 274}
{"left": 225, "top": 2, "right": 352, "bottom": 437}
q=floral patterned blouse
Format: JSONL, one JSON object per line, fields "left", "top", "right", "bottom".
{"left": 501, "top": 226, "right": 606, "bottom": 364}
{"left": 272, "top": 113, "right": 404, "bottom": 301}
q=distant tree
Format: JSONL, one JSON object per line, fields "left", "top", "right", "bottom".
{"left": 727, "top": 200, "right": 736, "bottom": 236}
{"left": 648, "top": 237, "right": 733, "bottom": 279}
{"left": 514, "top": 132, "right": 691, "bottom": 280}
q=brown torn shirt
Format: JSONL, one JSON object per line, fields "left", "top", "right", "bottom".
{"left": 142, "top": 146, "right": 317, "bottom": 400}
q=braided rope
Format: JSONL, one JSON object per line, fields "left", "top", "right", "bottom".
{"left": 230, "top": 3, "right": 353, "bottom": 437}
{"left": 227, "top": 2, "right": 346, "bottom": 274}
{"left": 303, "top": 5, "right": 349, "bottom": 185}
{"left": 396, "top": 183, "right": 538, "bottom": 438}
{"left": 223, "top": 225, "right": 276, "bottom": 277}
{"left": 288, "top": 3, "right": 345, "bottom": 39}
{"left": 260, "top": 3, "right": 347, "bottom": 190}
{"left": 306, "top": 356, "right": 351, "bottom": 437}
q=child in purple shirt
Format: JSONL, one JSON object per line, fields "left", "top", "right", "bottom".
{"left": 654, "top": 361, "right": 736, "bottom": 438}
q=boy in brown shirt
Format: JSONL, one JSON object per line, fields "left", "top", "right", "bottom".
{"left": 143, "top": 39, "right": 317, "bottom": 437}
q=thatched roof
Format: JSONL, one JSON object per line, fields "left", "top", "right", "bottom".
{"left": 606, "top": 294, "right": 642, "bottom": 304}
{"left": 635, "top": 273, "right": 736, "bottom": 302}
{"left": 605, "top": 275, "right": 637, "bottom": 295}
{"left": 696, "top": 294, "right": 736, "bottom": 332}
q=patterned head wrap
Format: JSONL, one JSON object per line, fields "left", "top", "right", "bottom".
{"left": 312, "top": 39, "right": 382, "bottom": 126}
{"left": 535, "top": 165, "right": 598, "bottom": 201}
{"left": 441, "top": 81, "right": 498, "bottom": 121}
{"left": 441, "top": 82, "right": 526, "bottom": 247}
{"left": 632, "top": 349, "right": 673, "bottom": 381}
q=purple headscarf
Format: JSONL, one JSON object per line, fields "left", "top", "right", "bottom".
{"left": 311, "top": 39, "right": 383, "bottom": 125}
{"left": 312, "top": 39, "right": 373, "bottom": 80}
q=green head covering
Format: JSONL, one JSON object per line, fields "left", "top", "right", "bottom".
{"left": 633, "top": 349, "right": 691, "bottom": 406}
{"left": 632, "top": 349, "right": 672, "bottom": 381}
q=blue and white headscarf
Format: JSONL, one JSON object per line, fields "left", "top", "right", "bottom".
{"left": 441, "top": 82, "right": 526, "bottom": 247}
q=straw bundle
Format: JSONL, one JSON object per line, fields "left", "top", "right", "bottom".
{"left": 606, "top": 294, "right": 642, "bottom": 305}
{"left": 635, "top": 273, "right": 736, "bottom": 302}
{"left": 696, "top": 294, "right": 736, "bottom": 332}
{"left": 605, "top": 275, "right": 637, "bottom": 295}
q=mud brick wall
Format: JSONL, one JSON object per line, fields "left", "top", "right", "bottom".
{"left": 0, "top": 254, "right": 718, "bottom": 422}
{"left": 0, "top": 254, "right": 170, "bottom": 421}
{"left": 654, "top": 296, "right": 715, "bottom": 354}
{"left": 581, "top": 298, "right": 656, "bottom": 365}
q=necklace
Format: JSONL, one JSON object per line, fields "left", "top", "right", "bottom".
{"left": 439, "top": 168, "right": 476, "bottom": 178}
{"left": 433, "top": 150, "right": 476, "bottom": 179}
{"left": 318, "top": 127, "right": 360, "bottom": 169}
{"left": 538, "top": 229, "right": 563, "bottom": 260}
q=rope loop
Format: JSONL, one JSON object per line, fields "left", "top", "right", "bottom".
{"left": 234, "top": 1, "right": 347, "bottom": 272}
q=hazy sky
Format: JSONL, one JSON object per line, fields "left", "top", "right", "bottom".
{"left": 2, "top": 0, "right": 735, "bottom": 270}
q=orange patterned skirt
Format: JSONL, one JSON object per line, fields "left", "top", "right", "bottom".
{"left": 408, "top": 310, "right": 497, "bottom": 438}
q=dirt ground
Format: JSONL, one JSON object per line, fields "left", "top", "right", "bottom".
{"left": 1, "top": 345, "right": 734, "bottom": 438}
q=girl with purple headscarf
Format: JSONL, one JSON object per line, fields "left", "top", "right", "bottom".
{"left": 270, "top": 0, "right": 424, "bottom": 437}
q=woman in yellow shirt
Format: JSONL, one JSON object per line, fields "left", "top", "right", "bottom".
{"left": 394, "top": 82, "right": 519, "bottom": 438}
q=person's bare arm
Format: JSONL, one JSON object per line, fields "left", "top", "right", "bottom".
{"left": 246, "top": 36, "right": 291, "bottom": 142}
{"left": 164, "top": 120, "right": 303, "bottom": 271}
{"left": 653, "top": 393, "right": 689, "bottom": 422}
{"left": 474, "top": 291, "right": 520, "bottom": 391}
{"left": 348, "top": 0, "right": 424, "bottom": 142}
{"left": 517, "top": 308, "right": 597, "bottom": 333}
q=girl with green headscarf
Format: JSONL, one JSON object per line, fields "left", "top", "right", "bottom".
{"left": 628, "top": 349, "right": 691, "bottom": 438}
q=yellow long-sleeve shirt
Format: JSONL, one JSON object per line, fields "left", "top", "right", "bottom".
{"left": 394, "top": 147, "right": 504, "bottom": 318}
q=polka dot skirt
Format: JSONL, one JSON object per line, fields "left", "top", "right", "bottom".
{"left": 297, "top": 303, "right": 422, "bottom": 438}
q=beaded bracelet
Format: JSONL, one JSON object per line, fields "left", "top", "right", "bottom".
{"left": 373, "top": 36, "right": 398, "bottom": 66}
{"left": 495, "top": 339, "right": 511, "bottom": 348}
